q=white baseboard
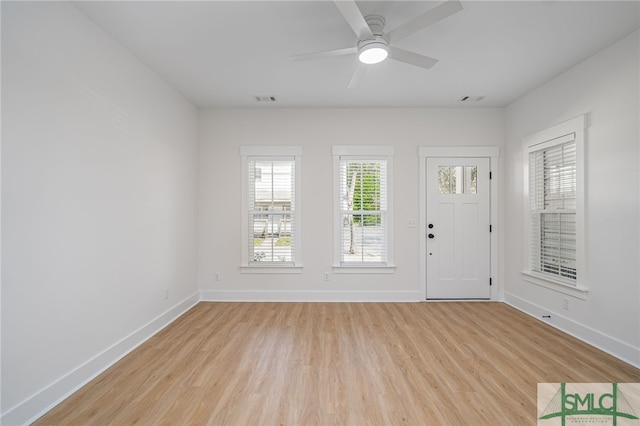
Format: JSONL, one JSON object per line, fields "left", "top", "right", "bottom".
{"left": 200, "top": 289, "right": 421, "bottom": 302}
{"left": 2, "top": 292, "right": 200, "bottom": 426}
{"left": 504, "top": 292, "right": 640, "bottom": 369}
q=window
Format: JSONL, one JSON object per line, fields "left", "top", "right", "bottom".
{"left": 333, "top": 146, "right": 394, "bottom": 271}
{"left": 241, "top": 146, "right": 302, "bottom": 272}
{"left": 523, "top": 115, "right": 586, "bottom": 295}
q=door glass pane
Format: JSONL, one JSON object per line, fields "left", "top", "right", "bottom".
{"left": 438, "top": 166, "right": 451, "bottom": 194}
{"left": 464, "top": 166, "right": 477, "bottom": 194}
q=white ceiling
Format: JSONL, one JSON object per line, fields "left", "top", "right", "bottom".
{"left": 73, "top": 1, "right": 639, "bottom": 108}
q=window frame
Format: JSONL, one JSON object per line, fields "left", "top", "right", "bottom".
{"left": 332, "top": 145, "right": 395, "bottom": 273}
{"left": 522, "top": 115, "right": 588, "bottom": 298}
{"left": 240, "top": 146, "right": 303, "bottom": 273}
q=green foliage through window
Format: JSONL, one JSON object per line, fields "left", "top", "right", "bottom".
{"left": 346, "top": 162, "right": 382, "bottom": 226}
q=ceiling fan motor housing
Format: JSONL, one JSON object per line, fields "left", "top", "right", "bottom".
{"left": 364, "top": 15, "right": 385, "bottom": 36}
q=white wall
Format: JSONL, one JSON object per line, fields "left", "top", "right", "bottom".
{"left": 503, "top": 30, "right": 640, "bottom": 366}
{"left": 198, "top": 108, "right": 504, "bottom": 301}
{"left": 1, "top": 2, "right": 199, "bottom": 424}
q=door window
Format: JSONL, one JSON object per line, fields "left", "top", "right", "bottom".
{"left": 438, "top": 166, "right": 477, "bottom": 194}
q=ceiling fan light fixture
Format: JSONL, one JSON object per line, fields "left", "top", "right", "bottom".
{"left": 357, "top": 40, "right": 388, "bottom": 64}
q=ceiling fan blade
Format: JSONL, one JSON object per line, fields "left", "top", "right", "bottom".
{"left": 386, "top": 0, "right": 463, "bottom": 43}
{"left": 388, "top": 46, "right": 438, "bottom": 70}
{"left": 334, "top": 1, "right": 373, "bottom": 39}
{"left": 347, "top": 64, "right": 368, "bottom": 88}
{"left": 291, "top": 46, "right": 357, "bottom": 61}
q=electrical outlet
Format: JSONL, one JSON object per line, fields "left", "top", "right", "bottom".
{"left": 323, "top": 272, "right": 330, "bottom": 281}
{"left": 214, "top": 272, "right": 221, "bottom": 282}
{"left": 164, "top": 287, "right": 169, "bottom": 300}
{"left": 562, "top": 297, "right": 570, "bottom": 311}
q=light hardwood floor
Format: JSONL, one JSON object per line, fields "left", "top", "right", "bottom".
{"left": 34, "top": 302, "right": 640, "bottom": 425}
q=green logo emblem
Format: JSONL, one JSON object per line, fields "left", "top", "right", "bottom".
{"left": 539, "top": 383, "right": 639, "bottom": 426}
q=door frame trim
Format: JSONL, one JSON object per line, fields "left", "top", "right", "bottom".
{"left": 418, "top": 146, "right": 500, "bottom": 301}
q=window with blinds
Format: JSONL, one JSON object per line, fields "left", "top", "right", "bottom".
{"left": 523, "top": 115, "right": 586, "bottom": 293}
{"left": 529, "top": 139, "right": 577, "bottom": 282}
{"left": 338, "top": 158, "right": 388, "bottom": 265}
{"left": 247, "top": 158, "right": 296, "bottom": 265}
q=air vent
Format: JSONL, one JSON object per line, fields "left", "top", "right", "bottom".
{"left": 458, "top": 95, "right": 486, "bottom": 103}
{"left": 255, "top": 95, "right": 277, "bottom": 102}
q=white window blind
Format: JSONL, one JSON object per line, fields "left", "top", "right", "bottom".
{"left": 339, "top": 158, "right": 387, "bottom": 265}
{"left": 529, "top": 139, "right": 577, "bottom": 282}
{"left": 247, "top": 158, "right": 295, "bottom": 265}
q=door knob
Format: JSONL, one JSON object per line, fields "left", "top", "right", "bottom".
{"left": 428, "top": 224, "right": 434, "bottom": 229}
{"left": 428, "top": 233, "right": 435, "bottom": 239}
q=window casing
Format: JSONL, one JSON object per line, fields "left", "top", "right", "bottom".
{"left": 241, "top": 146, "right": 302, "bottom": 272}
{"left": 333, "top": 146, "right": 394, "bottom": 272}
{"left": 523, "top": 115, "right": 587, "bottom": 295}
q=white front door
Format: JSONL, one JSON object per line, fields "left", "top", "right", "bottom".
{"left": 426, "top": 157, "right": 491, "bottom": 299}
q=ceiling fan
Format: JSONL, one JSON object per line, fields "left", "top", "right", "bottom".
{"left": 292, "top": 0, "right": 463, "bottom": 88}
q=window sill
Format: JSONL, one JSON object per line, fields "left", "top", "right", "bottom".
{"left": 241, "top": 265, "right": 303, "bottom": 274}
{"left": 333, "top": 265, "right": 396, "bottom": 274}
{"left": 521, "top": 271, "right": 588, "bottom": 300}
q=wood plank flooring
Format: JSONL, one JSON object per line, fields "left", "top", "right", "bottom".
{"left": 34, "top": 302, "right": 640, "bottom": 425}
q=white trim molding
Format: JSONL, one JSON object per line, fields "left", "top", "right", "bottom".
{"left": 418, "top": 146, "right": 499, "bottom": 158}
{"left": 332, "top": 145, "right": 395, "bottom": 156}
{"left": 332, "top": 265, "right": 396, "bottom": 274}
{"left": 200, "top": 289, "right": 420, "bottom": 302}
{"left": 240, "top": 266, "right": 303, "bottom": 274}
{"left": 240, "top": 145, "right": 303, "bottom": 157}
{"left": 521, "top": 271, "right": 589, "bottom": 300}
